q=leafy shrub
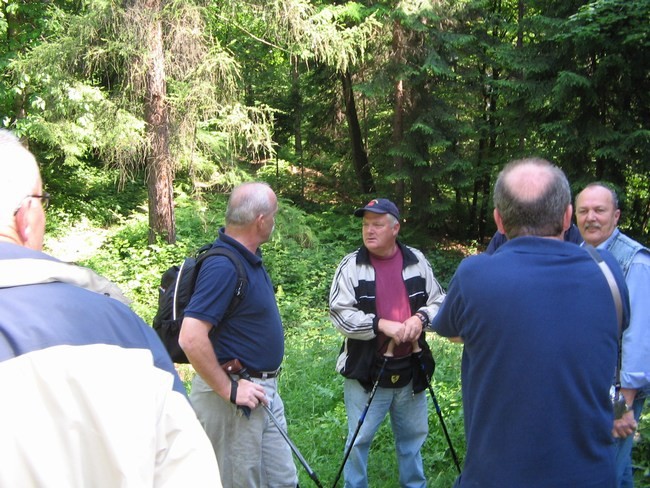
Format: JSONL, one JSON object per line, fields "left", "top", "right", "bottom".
{"left": 43, "top": 161, "right": 146, "bottom": 237}
{"left": 46, "top": 177, "right": 649, "bottom": 488}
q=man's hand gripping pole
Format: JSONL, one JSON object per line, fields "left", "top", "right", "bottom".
{"left": 223, "top": 359, "right": 324, "bottom": 488}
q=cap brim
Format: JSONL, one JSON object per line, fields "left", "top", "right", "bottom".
{"left": 354, "top": 207, "right": 392, "bottom": 218}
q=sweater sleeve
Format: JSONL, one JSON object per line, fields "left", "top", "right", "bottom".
{"left": 329, "top": 252, "right": 377, "bottom": 341}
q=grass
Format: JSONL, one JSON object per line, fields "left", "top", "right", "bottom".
{"left": 44, "top": 192, "right": 650, "bottom": 488}
{"left": 280, "top": 326, "right": 465, "bottom": 487}
{"left": 164, "top": 320, "right": 466, "bottom": 487}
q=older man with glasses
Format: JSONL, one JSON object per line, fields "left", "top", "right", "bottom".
{"left": 0, "top": 129, "right": 221, "bottom": 487}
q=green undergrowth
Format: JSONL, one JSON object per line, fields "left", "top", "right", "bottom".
{"left": 46, "top": 188, "right": 649, "bottom": 487}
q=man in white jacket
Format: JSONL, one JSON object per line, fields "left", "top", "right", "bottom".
{"left": 0, "top": 129, "right": 221, "bottom": 487}
{"left": 329, "top": 198, "right": 445, "bottom": 487}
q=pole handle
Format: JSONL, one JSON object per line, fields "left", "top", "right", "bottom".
{"left": 236, "top": 366, "right": 323, "bottom": 486}
{"left": 384, "top": 339, "right": 396, "bottom": 357}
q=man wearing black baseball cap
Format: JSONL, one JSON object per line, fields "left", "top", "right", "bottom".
{"left": 330, "top": 198, "right": 445, "bottom": 487}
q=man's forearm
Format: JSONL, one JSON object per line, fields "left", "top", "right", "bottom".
{"left": 179, "top": 318, "right": 231, "bottom": 400}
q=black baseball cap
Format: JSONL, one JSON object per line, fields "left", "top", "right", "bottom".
{"left": 353, "top": 198, "right": 400, "bottom": 220}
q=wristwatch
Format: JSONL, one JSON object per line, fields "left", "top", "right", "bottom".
{"left": 415, "top": 312, "right": 429, "bottom": 328}
{"left": 613, "top": 398, "right": 632, "bottom": 419}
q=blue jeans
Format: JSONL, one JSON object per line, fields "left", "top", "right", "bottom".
{"left": 614, "top": 392, "right": 646, "bottom": 488}
{"left": 343, "top": 378, "right": 428, "bottom": 488}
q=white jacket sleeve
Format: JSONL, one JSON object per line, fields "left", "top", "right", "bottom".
{"left": 329, "top": 252, "right": 377, "bottom": 341}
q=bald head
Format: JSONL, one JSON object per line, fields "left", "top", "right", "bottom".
{"left": 225, "top": 182, "right": 277, "bottom": 226}
{"left": 493, "top": 158, "right": 571, "bottom": 239}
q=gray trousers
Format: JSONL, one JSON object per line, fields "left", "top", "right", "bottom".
{"left": 190, "top": 374, "right": 298, "bottom": 488}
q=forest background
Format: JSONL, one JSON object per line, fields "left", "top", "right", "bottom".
{"left": 1, "top": 0, "right": 649, "bottom": 486}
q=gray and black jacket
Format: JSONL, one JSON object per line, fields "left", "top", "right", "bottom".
{"left": 329, "top": 241, "right": 445, "bottom": 384}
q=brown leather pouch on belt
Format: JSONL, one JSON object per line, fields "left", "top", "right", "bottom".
{"left": 221, "top": 358, "right": 245, "bottom": 375}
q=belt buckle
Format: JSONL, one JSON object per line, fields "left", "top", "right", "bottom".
{"left": 260, "top": 367, "right": 281, "bottom": 379}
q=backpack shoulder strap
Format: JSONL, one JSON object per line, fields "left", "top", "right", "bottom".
{"left": 585, "top": 245, "right": 624, "bottom": 395}
{"left": 195, "top": 246, "right": 248, "bottom": 316}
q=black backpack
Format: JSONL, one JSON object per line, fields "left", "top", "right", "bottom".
{"left": 152, "top": 244, "right": 248, "bottom": 363}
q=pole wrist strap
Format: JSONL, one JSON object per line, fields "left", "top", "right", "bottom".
{"left": 230, "top": 378, "right": 238, "bottom": 404}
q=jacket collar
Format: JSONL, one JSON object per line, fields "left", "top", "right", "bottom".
{"left": 356, "top": 240, "right": 418, "bottom": 267}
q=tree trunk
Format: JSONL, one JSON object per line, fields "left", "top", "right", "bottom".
{"left": 410, "top": 131, "right": 431, "bottom": 230}
{"left": 479, "top": 67, "right": 499, "bottom": 241}
{"left": 292, "top": 58, "right": 303, "bottom": 161}
{"left": 291, "top": 57, "right": 305, "bottom": 201}
{"left": 341, "top": 69, "right": 375, "bottom": 194}
{"left": 391, "top": 19, "right": 406, "bottom": 208}
{"left": 142, "top": 0, "right": 175, "bottom": 244}
{"left": 517, "top": 0, "right": 526, "bottom": 150}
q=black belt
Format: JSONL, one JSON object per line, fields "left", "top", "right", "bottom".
{"left": 246, "top": 367, "right": 281, "bottom": 379}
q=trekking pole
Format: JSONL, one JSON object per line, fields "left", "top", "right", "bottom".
{"left": 235, "top": 366, "right": 324, "bottom": 488}
{"left": 332, "top": 341, "right": 395, "bottom": 488}
{"left": 411, "top": 342, "right": 461, "bottom": 474}
{"left": 429, "top": 383, "right": 461, "bottom": 473}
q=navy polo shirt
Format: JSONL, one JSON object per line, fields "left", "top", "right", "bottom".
{"left": 184, "top": 229, "right": 284, "bottom": 372}
{"left": 433, "top": 237, "right": 628, "bottom": 487}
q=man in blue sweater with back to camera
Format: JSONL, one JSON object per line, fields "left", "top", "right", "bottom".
{"left": 432, "top": 157, "right": 630, "bottom": 488}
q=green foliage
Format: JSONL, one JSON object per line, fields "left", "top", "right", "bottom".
{"left": 43, "top": 162, "right": 147, "bottom": 236}
{"left": 12, "top": 0, "right": 650, "bottom": 480}
{"left": 265, "top": 204, "right": 361, "bottom": 327}
{"left": 635, "top": 409, "right": 650, "bottom": 484}
{"left": 45, "top": 173, "right": 650, "bottom": 487}
{"left": 0, "top": 0, "right": 75, "bottom": 121}
{"left": 78, "top": 190, "right": 229, "bottom": 322}
{"left": 4, "top": 0, "right": 650, "bottom": 246}
{"left": 282, "top": 328, "right": 465, "bottom": 488}
{"left": 2, "top": 0, "right": 281, "bottom": 223}
{"left": 256, "top": 160, "right": 305, "bottom": 203}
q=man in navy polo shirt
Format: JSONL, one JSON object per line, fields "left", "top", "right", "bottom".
{"left": 180, "top": 182, "right": 297, "bottom": 487}
{"left": 432, "top": 158, "right": 629, "bottom": 487}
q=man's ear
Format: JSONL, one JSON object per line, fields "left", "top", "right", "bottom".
{"left": 563, "top": 204, "right": 573, "bottom": 232}
{"left": 14, "top": 205, "right": 30, "bottom": 245}
{"left": 494, "top": 208, "right": 506, "bottom": 234}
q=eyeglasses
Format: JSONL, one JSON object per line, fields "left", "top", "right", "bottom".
{"left": 13, "top": 192, "right": 50, "bottom": 216}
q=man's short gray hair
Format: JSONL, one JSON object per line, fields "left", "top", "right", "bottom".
{"left": 0, "top": 130, "right": 40, "bottom": 218}
{"left": 225, "top": 182, "right": 275, "bottom": 226}
{"left": 578, "top": 182, "right": 619, "bottom": 210}
{"left": 386, "top": 213, "right": 398, "bottom": 227}
{"left": 493, "top": 157, "right": 571, "bottom": 239}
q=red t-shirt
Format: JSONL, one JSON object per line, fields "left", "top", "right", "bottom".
{"left": 370, "top": 247, "right": 412, "bottom": 357}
